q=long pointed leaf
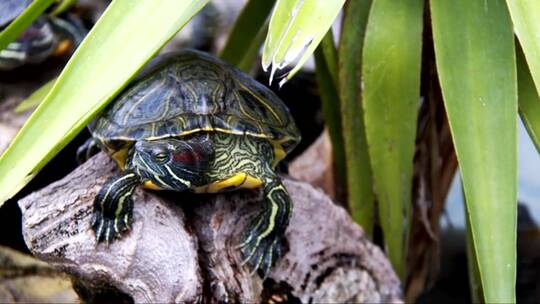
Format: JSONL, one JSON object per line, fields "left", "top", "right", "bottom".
{"left": 506, "top": 1, "right": 540, "bottom": 97}
{"left": 0, "top": 0, "right": 209, "bottom": 205}
{"left": 262, "top": 0, "right": 345, "bottom": 85}
{"left": 0, "top": 0, "right": 55, "bottom": 51}
{"left": 51, "top": 0, "right": 77, "bottom": 16}
{"left": 361, "top": 0, "right": 424, "bottom": 278}
{"left": 15, "top": 77, "right": 57, "bottom": 113}
{"left": 319, "top": 31, "right": 338, "bottom": 85}
{"left": 431, "top": 1, "right": 517, "bottom": 302}
{"left": 518, "top": 45, "right": 540, "bottom": 153}
{"left": 338, "top": 0, "right": 374, "bottom": 237}
{"left": 220, "top": 0, "right": 275, "bottom": 72}
{"left": 314, "top": 43, "right": 345, "bottom": 188}
{"left": 465, "top": 190, "right": 484, "bottom": 304}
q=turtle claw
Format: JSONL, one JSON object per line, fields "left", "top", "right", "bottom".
{"left": 239, "top": 230, "right": 283, "bottom": 279}
{"left": 91, "top": 209, "right": 132, "bottom": 244}
{"left": 238, "top": 180, "right": 292, "bottom": 279}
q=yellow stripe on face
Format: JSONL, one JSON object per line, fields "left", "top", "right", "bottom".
{"left": 164, "top": 164, "right": 191, "bottom": 187}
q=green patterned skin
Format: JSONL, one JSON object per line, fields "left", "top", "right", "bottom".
{"left": 205, "top": 134, "right": 292, "bottom": 275}
{"left": 87, "top": 50, "right": 299, "bottom": 278}
{"left": 205, "top": 133, "right": 275, "bottom": 183}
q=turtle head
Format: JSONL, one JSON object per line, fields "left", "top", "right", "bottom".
{"left": 129, "top": 136, "right": 213, "bottom": 191}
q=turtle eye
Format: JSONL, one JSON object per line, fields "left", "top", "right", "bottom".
{"left": 152, "top": 151, "right": 169, "bottom": 163}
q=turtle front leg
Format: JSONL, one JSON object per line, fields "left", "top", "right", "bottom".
{"left": 92, "top": 171, "right": 140, "bottom": 243}
{"left": 239, "top": 179, "right": 292, "bottom": 278}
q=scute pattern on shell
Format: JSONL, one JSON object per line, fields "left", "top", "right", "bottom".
{"left": 89, "top": 49, "right": 300, "bottom": 154}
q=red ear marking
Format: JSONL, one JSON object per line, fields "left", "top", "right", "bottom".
{"left": 173, "top": 151, "right": 195, "bottom": 163}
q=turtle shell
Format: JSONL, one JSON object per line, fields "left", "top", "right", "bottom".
{"left": 0, "top": 0, "right": 31, "bottom": 28}
{"left": 89, "top": 49, "right": 300, "bottom": 160}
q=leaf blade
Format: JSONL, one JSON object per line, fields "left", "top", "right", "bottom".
{"left": 517, "top": 45, "right": 540, "bottom": 153}
{"left": 314, "top": 39, "right": 346, "bottom": 191}
{"left": 220, "top": 0, "right": 275, "bottom": 72}
{"left": 0, "top": 0, "right": 55, "bottom": 51}
{"left": 15, "top": 77, "right": 57, "bottom": 113}
{"left": 431, "top": 1, "right": 517, "bottom": 302}
{"left": 262, "top": 0, "right": 345, "bottom": 84}
{"left": 338, "top": 0, "right": 374, "bottom": 236}
{"left": 506, "top": 1, "right": 540, "bottom": 97}
{"left": 361, "top": 0, "right": 424, "bottom": 278}
{"left": 0, "top": 0, "right": 209, "bottom": 204}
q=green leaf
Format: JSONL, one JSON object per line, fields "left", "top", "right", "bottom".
{"left": 0, "top": 0, "right": 55, "bottom": 52}
{"left": 465, "top": 192, "right": 484, "bottom": 304}
{"left": 314, "top": 38, "right": 346, "bottom": 189}
{"left": 431, "top": 1, "right": 517, "bottom": 302}
{"left": 15, "top": 78, "right": 57, "bottom": 113}
{"left": 517, "top": 45, "right": 540, "bottom": 153}
{"left": 51, "top": 0, "right": 78, "bottom": 16}
{"left": 361, "top": 0, "right": 424, "bottom": 278}
{"left": 319, "top": 31, "right": 338, "bottom": 85}
{"left": 0, "top": 0, "right": 209, "bottom": 205}
{"left": 338, "top": 0, "right": 374, "bottom": 237}
{"left": 506, "top": 1, "right": 540, "bottom": 97}
{"left": 220, "top": 0, "right": 275, "bottom": 72}
{"left": 262, "top": 0, "right": 345, "bottom": 85}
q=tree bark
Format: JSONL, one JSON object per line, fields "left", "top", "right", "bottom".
{"left": 18, "top": 153, "right": 402, "bottom": 303}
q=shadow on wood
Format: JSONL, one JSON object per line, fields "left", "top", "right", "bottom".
{"left": 18, "top": 153, "right": 402, "bottom": 303}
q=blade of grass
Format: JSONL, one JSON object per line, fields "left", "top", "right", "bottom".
{"left": 431, "top": 1, "right": 517, "bottom": 302}
{"left": 338, "top": 0, "right": 374, "bottom": 237}
{"left": 262, "top": 0, "right": 345, "bottom": 85}
{"left": 51, "top": 0, "right": 78, "bottom": 16}
{"left": 464, "top": 184, "right": 484, "bottom": 304}
{"left": 517, "top": 45, "right": 540, "bottom": 153}
{"left": 314, "top": 42, "right": 346, "bottom": 192}
{"left": 0, "top": 0, "right": 209, "bottom": 205}
{"left": 320, "top": 31, "right": 338, "bottom": 84}
{"left": 236, "top": 23, "right": 269, "bottom": 73}
{"left": 15, "top": 78, "right": 57, "bottom": 113}
{"left": 506, "top": 1, "right": 540, "bottom": 97}
{"left": 220, "top": 0, "right": 275, "bottom": 72}
{"left": 361, "top": 0, "right": 424, "bottom": 278}
{"left": 0, "top": 0, "right": 55, "bottom": 51}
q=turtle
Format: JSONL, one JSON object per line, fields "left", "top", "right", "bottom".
{"left": 0, "top": 0, "right": 87, "bottom": 70}
{"left": 81, "top": 49, "right": 301, "bottom": 277}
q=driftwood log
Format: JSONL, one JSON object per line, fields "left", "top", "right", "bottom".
{"left": 18, "top": 153, "right": 402, "bottom": 303}
{"left": 0, "top": 246, "right": 78, "bottom": 303}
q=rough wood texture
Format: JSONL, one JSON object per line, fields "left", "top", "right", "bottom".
{"left": 18, "top": 153, "right": 402, "bottom": 303}
{"left": 0, "top": 246, "right": 78, "bottom": 303}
